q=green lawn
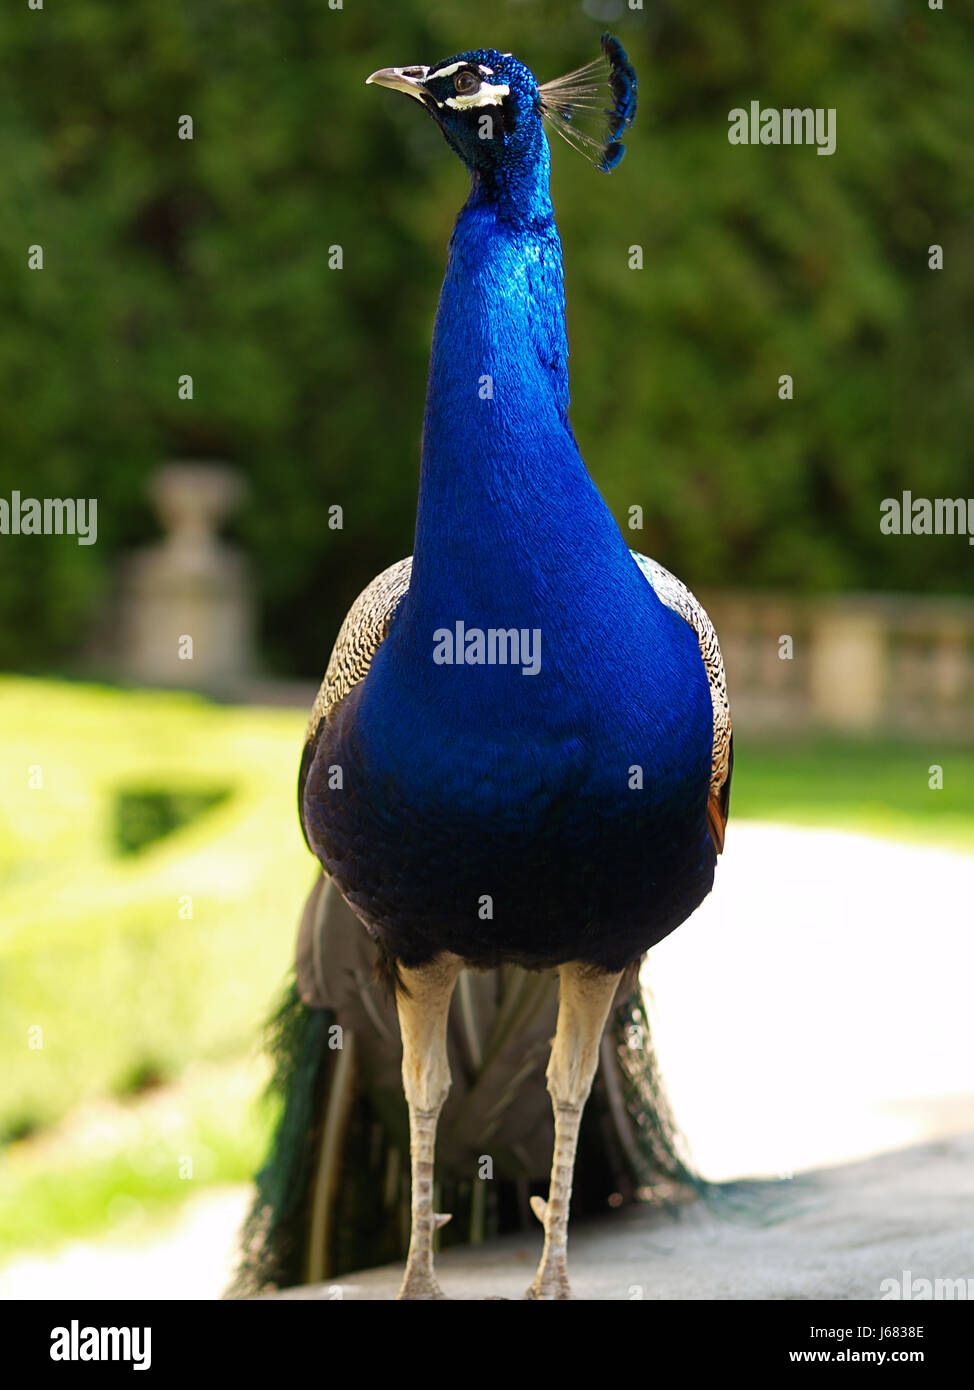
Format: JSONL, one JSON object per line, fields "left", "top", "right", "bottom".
{"left": 0, "top": 676, "right": 971, "bottom": 1258}
{"left": 0, "top": 677, "right": 311, "bottom": 1143}
{"left": 0, "top": 676, "right": 312, "bottom": 1255}
{"left": 0, "top": 1057, "right": 268, "bottom": 1255}
{"left": 733, "top": 737, "right": 974, "bottom": 851}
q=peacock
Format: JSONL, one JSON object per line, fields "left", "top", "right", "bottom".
{"left": 231, "top": 33, "right": 732, "bottom": 1302}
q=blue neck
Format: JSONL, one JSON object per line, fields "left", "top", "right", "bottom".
{"left": 402, "top": 145, "right": 636, "bottom": 637}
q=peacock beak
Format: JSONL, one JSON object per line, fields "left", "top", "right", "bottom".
{"left": 365, "top": 66, "right": 431, "bottom": 104}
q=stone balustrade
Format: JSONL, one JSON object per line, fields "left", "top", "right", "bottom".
{"left": 702, "top": 591, "right": 974, "bottom": 740}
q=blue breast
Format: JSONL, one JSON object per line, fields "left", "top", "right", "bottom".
{"left": 302, "top": 148, "right": 717, "bottom": 971}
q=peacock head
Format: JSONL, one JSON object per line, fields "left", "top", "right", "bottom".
{"left": 366, "top": 34, "right": 637, "bottom": 192}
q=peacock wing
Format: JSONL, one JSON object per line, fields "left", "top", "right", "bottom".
{"left": 631, "top": 551, "right": 733, "bottom": 852}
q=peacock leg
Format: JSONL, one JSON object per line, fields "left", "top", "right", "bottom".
{"left": 526, "top": 962, "right": 622, "bottom": 1300}
{"left": 395, "top": 951, "right": 463, "bottom": 1300}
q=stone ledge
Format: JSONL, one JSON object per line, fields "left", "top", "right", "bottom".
{"left": 262, "top": 1131, "right": 974, "bottom": 1301}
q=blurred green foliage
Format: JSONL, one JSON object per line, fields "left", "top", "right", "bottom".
{"left": 0, "top": 0, "right": 971, "bottom": 676}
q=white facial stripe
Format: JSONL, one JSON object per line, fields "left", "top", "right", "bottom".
{"left": 429, "top": 61, "right": 495, "bottom": 80}
{"left": 429, "top": 61, "right": 466, "bottom": 78}
{"left": 444, "top": 83, "right": 510, "bottom": 110}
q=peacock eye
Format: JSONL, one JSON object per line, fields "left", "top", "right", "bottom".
{"left": 454, "top": 70, "right": 480, "bottom": 95}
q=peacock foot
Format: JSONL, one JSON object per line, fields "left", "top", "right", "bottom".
{"left": 396, "top": 1269, "right": 450, "bottom": 1300}
{"left": 524, "top": 1265, "right": 573, "bottom": 1300}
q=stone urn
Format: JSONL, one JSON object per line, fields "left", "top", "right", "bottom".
{"left": 120, "top": 462, "right": 254, "bottom": 693}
